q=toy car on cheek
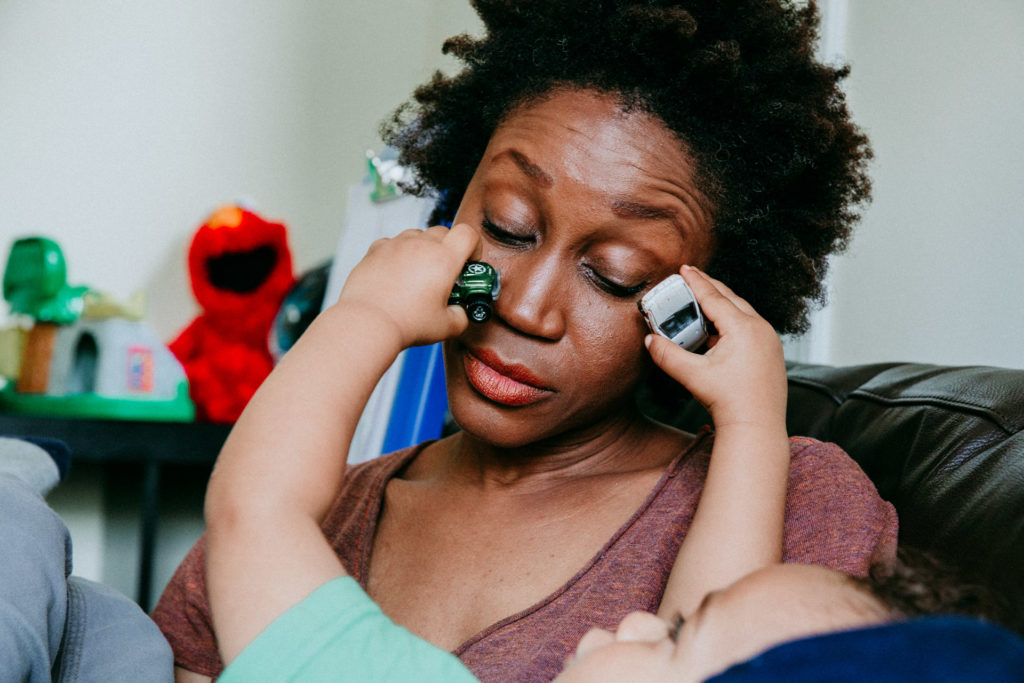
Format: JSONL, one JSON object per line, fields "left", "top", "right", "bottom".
{"left": 638, "top": 274, "right": 711, "bottom": 352}
{"left": 448, "top": 261, "right": 501, "bottom": 322}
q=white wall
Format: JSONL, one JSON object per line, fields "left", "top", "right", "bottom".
{"left": 821, "top": 0, "right": 1024, "bottom": 369}
{"left": 0, "top": 0, "right": 480, "bottom": 339}
{"left": 2, "top": 1, "right": 480, "bottom": 598}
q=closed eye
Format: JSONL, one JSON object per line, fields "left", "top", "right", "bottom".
{"left": 584, "top": 266, "right": 646, "bottom": 299}
{"left": 482, "top": 217, "right": 535, "bottom": 247}
{"left": 483, "top": 215, "right": 645, "bottom": 299}
{"left": 667, "top": 613, "right": 686, "bottom": 642}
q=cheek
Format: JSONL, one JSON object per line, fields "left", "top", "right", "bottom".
{"left": 569, "top": 302, "right": 650, "bottom": 384}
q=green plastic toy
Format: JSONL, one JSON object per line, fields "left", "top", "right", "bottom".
{"left": 3, "top": 237, "right": 88, "bottom": 324}
{"left": 0, "top": 236, "right": 195, "bottom": 422}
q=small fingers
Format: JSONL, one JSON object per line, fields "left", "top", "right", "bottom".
{"left": 614, "top": 611, "right": 671, "bottom": 644}
{"left": 396, "top": 227, "right": 430, "bottom": 240}
{"left": 367, "top": 227, "right": 437, "bottom": 255}
{"left": 678, "top": 266, "right": 738, "bottom": 326}
{"left": 574, "top": 628, "right": 615, "bottom": 660}
{"left": 444, "top": 223, "right": 482, "bottom": 262}
{"left": 645, "top": 333, "right": 701, "bottom": 386}
{"left": 680, "top": 267, "right": 759, "bottom": 327}
{"left": 420, "top": 225, "right": 451, "bottom": 243}
{"left": 444, "top": 302, "right": 470, "bottom": 335}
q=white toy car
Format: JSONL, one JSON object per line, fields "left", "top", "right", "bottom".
{"left": 638, "top": 274, "right": 711, "bottom": 352}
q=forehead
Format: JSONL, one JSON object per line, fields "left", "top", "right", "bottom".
{"left": 494, "top": 91, "right": 700, "bottom": 188}
{"left": 478, "top": 88, "right": 712, "bottom": 246}
{"left": 717, "top": 564, "right": 886, "bottom": 627}
{"left": 729, "top": 564, "right": 851, "bottom": 603}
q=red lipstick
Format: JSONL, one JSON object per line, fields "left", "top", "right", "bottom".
{"left": 463, "top": 347, "right": 552, "bottom": 407}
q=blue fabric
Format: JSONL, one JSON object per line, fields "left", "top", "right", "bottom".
{"left": 710, "top": 616, "right": 1024, "bottom": 682}
{"left": 382, "top": 343, "right": 449, "bottom": 454}
{"left": 0, "top": 475, "right": 69, "bottom": 683}
{"left": 20, "top": 435, "right": 71, "bottom": 479}
{"left": 0, "top": 459, "right": 172, "bottom": 682}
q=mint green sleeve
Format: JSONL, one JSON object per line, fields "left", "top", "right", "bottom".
{"left": 219, "top": 577, "right": 480, "bottom": 683}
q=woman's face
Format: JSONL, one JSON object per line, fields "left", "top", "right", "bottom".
{"left": 447, "top": 88, "right": 714, "bottom": 448}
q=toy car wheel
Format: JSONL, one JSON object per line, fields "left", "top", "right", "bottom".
{"left": 465, "top": 296, "right": 492, "bottom": 323}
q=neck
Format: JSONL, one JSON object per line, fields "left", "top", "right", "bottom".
{"left": 426, "top": 410, "right": 689, "bottom": 492}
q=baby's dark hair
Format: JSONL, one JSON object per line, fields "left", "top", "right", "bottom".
{"left": 382, "top": 0, "right": 872, "bottom": 334}
{"left": 857, "top": 546, "right": 1004, "bottom": 624}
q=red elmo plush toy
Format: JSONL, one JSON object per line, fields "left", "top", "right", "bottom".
{"left": 169, "top": 205, "right": 294, "bottom": 422}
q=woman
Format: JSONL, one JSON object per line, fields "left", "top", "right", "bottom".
{"left": 154, "top": 1, "right": 895, "bottom": 680}
{"left": 192, "top": 241, "right": 1019, "bottom": 683}
{"left": 203, "top": 240, "right": 800, "bottom": 680}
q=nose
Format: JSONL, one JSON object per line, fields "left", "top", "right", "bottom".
{"left": 573, "top": 627, "right": 616, "bottom": 660}
{"left": 614, "top": 611, "right": 671, "bottom": 643}
{"left": 491, "top": 250, "right": 566, "bottom": 340}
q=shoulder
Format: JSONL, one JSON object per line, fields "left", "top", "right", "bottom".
{"left": 328, "top": 444, "right": 424, "bottom": 511}
{"left": 345, "top": 445, "right": 421, "bottom": 484}
{"left": 151, "top": 536, "right": 223, "bottom": 677}
{"left": 781, "top": 437, "right": 899, "bottom": 576}
{"left": 319, "top": 444, "right": 430, "bottom": 577}
{"left": 151, "top": 444, "right": 433, "bottom": 676}
{"left": 786, "top": 437, "right": 881, "bottom": 500}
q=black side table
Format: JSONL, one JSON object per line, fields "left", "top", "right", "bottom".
{"left": 0, "top": 413, "right": 231, "bottom": 611}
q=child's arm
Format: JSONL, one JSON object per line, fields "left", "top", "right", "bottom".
{"left": 648, "top": 266, "right": 791, "bottom": 620}
{"left": 203, "top": 224, "right": 479, "bottom": 664}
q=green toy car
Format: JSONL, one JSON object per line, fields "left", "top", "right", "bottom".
{"left": 448, "top": 261, "right": 501, "bottom": 323}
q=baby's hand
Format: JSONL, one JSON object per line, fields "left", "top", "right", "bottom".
{"left": 644, "top": 266, "right": 786, "bottom": 431}
{"left": 337, "top": 223, "right": 480, "bottom": 349}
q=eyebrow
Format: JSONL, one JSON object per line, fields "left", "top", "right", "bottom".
{"left": 611, "top": 199, "right": 679, "bottom": 222}
{"left": 493, "top": 149, "right": 554, "bottom": 188}
{"left": 492, "top": 149, "right": 700, "bottom": 234}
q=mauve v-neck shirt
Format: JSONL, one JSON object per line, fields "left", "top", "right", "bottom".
{"left": 153, "top": 433, "right": 897, "bottom": 682}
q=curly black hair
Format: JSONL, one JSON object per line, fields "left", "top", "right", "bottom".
{"left": 382, "top": 0, "right": 872, "bottom": 334}
{"left": 858, "top": 546, "right": 1006, "bottom": 625}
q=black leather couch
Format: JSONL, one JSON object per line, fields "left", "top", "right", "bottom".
{"left": 655, "top": 361, "right": 1024, "bottom": 634}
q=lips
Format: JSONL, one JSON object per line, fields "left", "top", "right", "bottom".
{"left": 463, "top": 347, "right": 553, "bottom": 407}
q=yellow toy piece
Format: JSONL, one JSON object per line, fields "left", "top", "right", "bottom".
{"left": 0, "top": 326, "right": 27, "bottom": 381}
{"left": 82, "top": 290, "right": 146, "bottom": 321}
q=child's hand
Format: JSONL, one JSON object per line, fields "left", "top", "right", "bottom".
{"left": 337, "top": 223, "right": 480, "bottom": 349}
{"left": 644, "top": 266, "right": 786, "bottom": 431}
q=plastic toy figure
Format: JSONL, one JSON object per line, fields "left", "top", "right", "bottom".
{"left": 3, "top": 237, "right": 88, "bottom": 325}
{"left": 3, "top": 237, "right": 88, "bottom": 393}
{"left": 168, "top": 205, "right": 294, "bottom": 422}
{"left": 0, "top": 237, "right": 193, "bottom": 420}
{"left": 448, "top": 261, "right": 501, "bottom": 322}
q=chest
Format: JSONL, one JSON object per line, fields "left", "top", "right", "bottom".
{"left": 364, "top": 472, "right": 664, "bottom": 651}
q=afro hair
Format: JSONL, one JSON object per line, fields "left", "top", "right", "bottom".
{"left": 381, "top": 0, "right": 872, "bottom": 335}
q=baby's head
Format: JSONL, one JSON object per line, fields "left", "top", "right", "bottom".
{"left": 556, "top": 558, "right": 1019, "bottom": 682}
{"left": 556, "top": 563, "right": 887, "bottom": 683}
